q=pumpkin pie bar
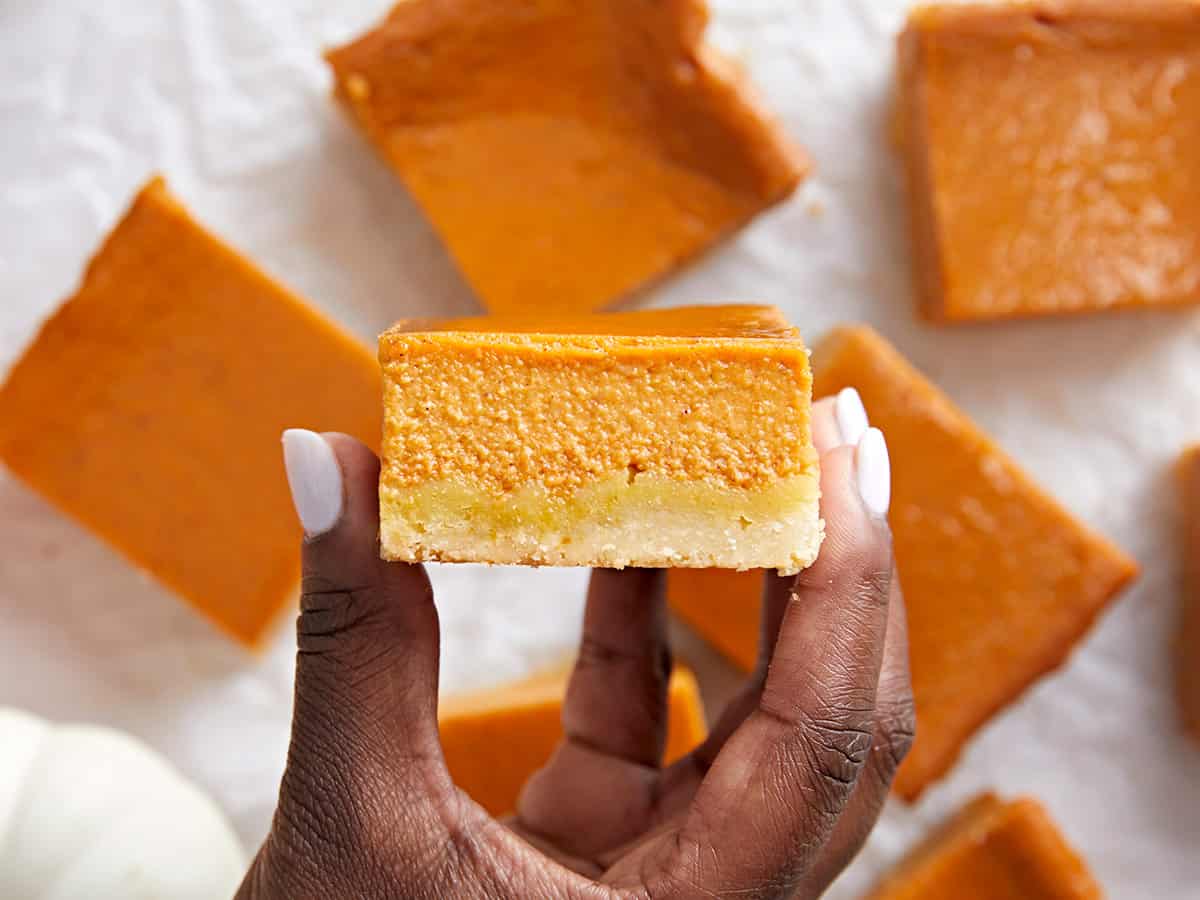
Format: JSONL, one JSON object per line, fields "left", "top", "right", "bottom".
{"left": 326, "top": 0, "right": 807, "bottom": 315}
{"left": 441, "top": 665, "right": 707, "bottom": 815}
{"left": 668, "top": 325, "right": 1138, "bottom": 798}
{"left": 898, "top": 1, "right": 1200, "bottom": 321}
{"left": 864, "top": 793, "right": 1102, "bottom": 899}
{"left": 378, "top": 305, "right": 821, "bottom": 571}
{"left": 1179, "top": 445, "right": 1200, "bottom": 742}
{"left": 0, "top": 178, "right": 382, "bottom": 647}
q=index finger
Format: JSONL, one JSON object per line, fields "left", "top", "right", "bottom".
{"left": 664, "top": 435, "right": 894, "bottom": 895}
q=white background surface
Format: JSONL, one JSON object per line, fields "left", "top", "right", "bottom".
{"left": 2, "top": 0, "right": 1199, "bottom": 896}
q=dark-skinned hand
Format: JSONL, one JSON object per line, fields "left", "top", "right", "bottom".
{"left": 237, "top": 390, "right": 913, "bottom": 900}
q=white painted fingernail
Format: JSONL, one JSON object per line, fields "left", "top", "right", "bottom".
{"left": 856, "top": 428, "right": 891, "bottom": 518}
{"left": 835, "top": 387, "right": 869, "bottom": 446}
{"left": 282, "top": 429, "right": 344, "bottom": 538}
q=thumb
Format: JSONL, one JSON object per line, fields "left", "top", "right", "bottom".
{"left": 279, "top": 429, "right": 447, "bottom": 815}
{"left": 241, "top": 430, "right": 449, "bottom": 897}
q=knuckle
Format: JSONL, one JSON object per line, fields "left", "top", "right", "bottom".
{"left": 798, "top": 711, "right": 874, "bottom": 792}
{"left": 873, "top": 697, "right": 917, "bottom": 776}
{"left": 297, "top": 577, "right": 427, "bottom": 660}
{"left": 761, "top": 684, "right": 877, "bottom": 791}
{"left": 577, "top": 633, "right": 654, "bottom": 669}
{"left": 297, "top": 581, "right": 377, "bottom": 644}
{"left": 763, "top": 693, "right": 875, "bottom": 814}
{"left": 301, "top": 572, "right": 369, "bottom": 604}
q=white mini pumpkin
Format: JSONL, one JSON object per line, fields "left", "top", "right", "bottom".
{"left": 0, "top": 707, "right": 246, "bottom": 899}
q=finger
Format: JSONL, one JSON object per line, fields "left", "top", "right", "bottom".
{"left": 516, "top": 568, "right": 669, "bottom": 857}
{"left": 664, "top": 431, "right": 894, "bottom": 895}
{"left": 689, "top": 388, "right": 867, "bottom": 773}
{"left": 796, "top": 566, "right": 915, "bottom": 893}
{"left": 761, "top": 388, "right": 867, "bottom": 662}
{"left": 564, "top": 568, "right": 672, "bottom": 764}
{"left": 279, "top": 430, "right": 449, "bottom": 816}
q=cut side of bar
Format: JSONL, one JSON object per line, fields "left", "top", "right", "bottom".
{"left": 378, "top": 305, "right": 822, "bottom": 572}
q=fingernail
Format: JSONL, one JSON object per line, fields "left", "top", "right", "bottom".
{"left": 282, "top": 429, "right": 344, "bottom": 538}
{"left": 855, "top": 427, "right": 891, "bottom": 518}
{"left": 835, "top": 387, "right": 869, "bottom": 447}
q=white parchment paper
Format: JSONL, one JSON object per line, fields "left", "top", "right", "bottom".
{"left": 2, "top": 1, "right": 1199, "bottom": 895}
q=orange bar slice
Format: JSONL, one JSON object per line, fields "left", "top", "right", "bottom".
{"left": 327, "top": 0, "right": 807, "bottom": 315}
{"left": 898, "top": 1, "right": 1200, "bottom": 321}
{"left": 0, "top": 178, "right": 381, "bottom": 647}
{"left": 864, "top": 793, "right": 1103, "bottom": 899}
{"left": 378, "top": 305, "right": 822, "bottom": 572}
{"left": 669, "top": 325, "right": 1138, "bottom": 798}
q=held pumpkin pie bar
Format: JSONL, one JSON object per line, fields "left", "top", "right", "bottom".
{"left": 668, "top": 326, "right": 1138, "bottom": 799}
{"left": 1179, "top": 445, "right": 1200, "bottom": 742}
{"left": 898, "top": 1, "right": 1200, "bottom": 322}
{"left": 0, "top": 178, "right": 382, "bottom": 647}
{"left": 441, "top": 665, "right": 707, "bottom": 816}
{"left": 378, "top": 305, "right": 822, "bottom": 571}
{"left": 326, "top": 0, "right": 807, "bottom": 315}
{"left": 864, "top": 793, "right": 1102, "bottom": 899}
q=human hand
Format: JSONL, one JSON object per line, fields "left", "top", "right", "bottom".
{"left": 237, "top": 390, "right": 912, "bottom": 900}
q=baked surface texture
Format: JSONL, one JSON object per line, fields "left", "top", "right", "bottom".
{"left": 327, "top": 0, "right": 807, "bottom": 314}
{"left": 439, "top": 665, "right": 706, "bottom": 816}
{"left": 378, "top": 305, "right": 821, "bottom": 572}
{"left": 0, "top": 179, "right": 382, "bottom": 647}
{"left": 864, "top": 793, "right": 1103, "bottom": 899}
{"left": 669, "top": 325, "right": 1138, "bottom": 799}
{"left": 899, "top": 0, "right": 1200, "bottom": 321}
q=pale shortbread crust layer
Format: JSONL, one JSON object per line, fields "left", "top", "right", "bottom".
{"left": 380, "top": 471, "right": 822, "bottom": 574}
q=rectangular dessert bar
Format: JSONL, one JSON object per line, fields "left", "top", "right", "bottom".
{"left": 898, "top": 1, "right": 1200, "bottom": 321}
{"left": 864, "top": 793, "right": 1102, "bottom": 899}
{"left": 0, "top": 178, "right": 382, "bottom": 646}
{"left": 440, "top": 665, "right": 706, "bottom": 816}
{"left": 327, "top": 0, "right": 806, "bottom": 315}
{"left": 669, "top": 325, "right": 1138, "bottom": 798}
{"left": 378, "top": 305, "right": 822, "bottom": 572}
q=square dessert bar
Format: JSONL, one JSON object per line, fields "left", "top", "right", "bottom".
{"left": 327, "top": 0, "right": 807, "bottom": 315}
{"left": 899, "top": 1, "right": 1200, "bottom": 321}
{"left": 441, "top": 666, "right": 706, "bottom": 816}
{"left": 669, "top": 325, "right": 1138, "bottom": 799}
{"left": 864, "top": 794, "right": 1102, "bottom": 899}
{"left": 378, "top": 305, "right": 822, "bottom": 572}
{"left": 0, "top": 179, "right": 382, "bottom": 647}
